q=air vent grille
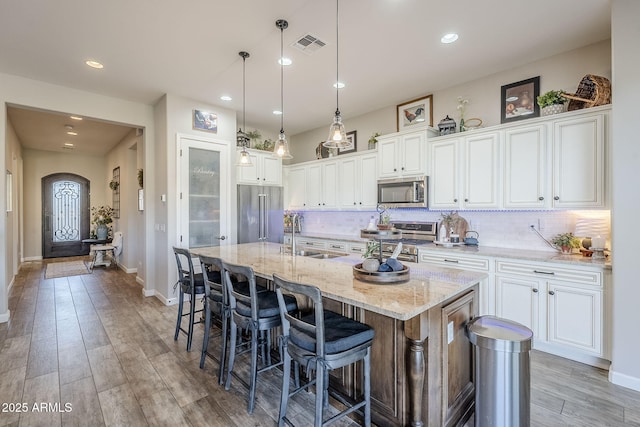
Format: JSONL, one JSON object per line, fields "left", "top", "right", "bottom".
{"left": 292, "top": 33, "right": 326, "bottom": 54}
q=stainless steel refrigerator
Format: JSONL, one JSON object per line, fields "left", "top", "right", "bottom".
{"left": 237, "top": 185, "right": 284, "bottom": 244}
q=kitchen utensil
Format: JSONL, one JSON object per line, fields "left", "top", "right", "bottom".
{"left": 464, "top": 231, "right": 479, "bottom": 246}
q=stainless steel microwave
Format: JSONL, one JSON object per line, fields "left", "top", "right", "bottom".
{"left": 377, "top": 176, "right": 428, "bottom": 208}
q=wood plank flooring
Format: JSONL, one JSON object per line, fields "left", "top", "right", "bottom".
{"left": 1, "top": 259, "right": 639, "bottom": 426}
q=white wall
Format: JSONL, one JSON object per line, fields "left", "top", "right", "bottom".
{"left": 290, "top": 40, "right": 611, "bottom": 164}
{"left": 4, "top": 114, "right": 22, "bottom": 299}
{"left": 0, "top": 72, "right": 155, "bottom": 322}
{"left": 609, "top": 0, "right": 640, "bottom": 392}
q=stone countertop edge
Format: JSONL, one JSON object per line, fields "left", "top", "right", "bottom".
{"left": 191, "top": 242, "right": 487, "bottom": 322}
{"left": 294, "top": 232, "right": 611, "bottom": 270}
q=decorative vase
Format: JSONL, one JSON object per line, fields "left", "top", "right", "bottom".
{"left": 459, "top": 117, "right": 465, "bottom": 132}
{"left": 362, "top": 258, "right": 381, "bottom": 272}
{"left": 541, "top": 104, "right": 565, "bottom": 116}
{"left": 96, "top": 224, "right": 108, "bottom": 240}
{"left": 560, "top": 246, "right": 572, "bottom": 254}
{"left": 368, "top": 141, "right": 376, "bottom": 150}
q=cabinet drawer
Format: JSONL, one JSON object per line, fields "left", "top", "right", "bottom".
{"left": 326, "top": 242, "right": 347, "bottom": 252}
{"left": 496, "top": 260, "right": 602, "bottom": 287}
{"left": 348, "top": 242, "right": 366, "bottom": 255}
{"left": 419, "top": 251, "right": 490, "bottom": 271}
{"left": 297, "top": 239, "right": 328, "bottom": 250}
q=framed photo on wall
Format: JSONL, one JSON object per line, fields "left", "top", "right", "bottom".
{"left": 501, "top": 76, "right": 540, "bottom": 123}
{"left": 193, "top": 109, "right": 218, "bottom": 133}
{"left": 339, "top": 131, "right": 357, "bottom": 155}
{"left": 397, "top": 95, "right": 433, "bottom": 131}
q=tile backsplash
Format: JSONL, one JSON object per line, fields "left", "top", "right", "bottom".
{"left": 298, "top": 209, "right": 611, "bottom": 253}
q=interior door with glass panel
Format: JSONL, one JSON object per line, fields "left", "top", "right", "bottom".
{"left": 178, "top": 135, "right": 229, "bottom": 248}
{"left": 42, "top": 173, "right": 90, "bottom": 258}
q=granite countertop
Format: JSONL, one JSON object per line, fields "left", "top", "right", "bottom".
{"left": 192, "top": 242, "right": 487, "bottom": 321}
{"left": 292, "top": 232, "right": 611, "bottom": 270}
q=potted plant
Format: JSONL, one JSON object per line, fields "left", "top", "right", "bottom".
{"left": 551, "top": 232, "right": 580, "bottom": 254}
{"left": 368, "top": 132, "right": 380, "bottom": 150}
{"left": 245, "top": 130, "right": 261, "bottom": 147}
{"left": 537, "top": 90, "right": 567, "bottom": 116}
{"left": 377, "top": 213, "right": 392, "bottom": 230}
{"left": 91, "top": 205, "right": 114, "bottom": 240}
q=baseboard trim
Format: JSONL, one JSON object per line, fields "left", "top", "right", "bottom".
{"left": 609, "top": 368, "right": 640, "bottom": 392}
{"left": 153, "top": 292, "right": 177, "bottom": 306}
{"left": 0, "top": 310, "right": 10, "bottom": 323}
{"left": 7, "top": 276, "right": 15, "bottom": 295}
{"left": 23, "top": 256, "right": 42, "bottom": 261}
{"left": 143, "top": 288, "right": 155, "bottom": 297}
{"left": 534, "top": 341, "right": 610, "bottom": 370}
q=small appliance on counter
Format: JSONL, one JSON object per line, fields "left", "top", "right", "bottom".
{"left": 464, "top": 231, "right": 479, "bottom": 246}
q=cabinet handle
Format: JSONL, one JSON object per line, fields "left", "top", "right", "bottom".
{"left": 354, "top": 202, "right": 356, "bottom": 205}
{"left": 453, "top": 198, "right": 458, "bottom": 203}
{"left": 554, "top": 196, "right": 560, "bottom": 201}
{"left": 330, "top": 245, "right": 341, "bottom": 249}
{"left": 464, "top": 198, "right": 469, "bottom": 202}
{"left": 444, "top": 259, "right": 459, "bottom": 263}
{"left": 549, "top": 290, "right": 555, "bottom": 296}
{"left": 532, "top": 288, "right": 539, "bottom": 293}
{"left": 538, "top": 196, "right": 544, "bottom": 201}
{"left": 533, "top": 270, "right": 555, "bottom": 275}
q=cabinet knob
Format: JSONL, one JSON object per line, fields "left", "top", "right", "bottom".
{"left": 401, "top": 167, "right": 405, "bottom": 171}
{"left": 359, "top": 202, "right": 362, "bottom": 205}
{"left": 538, "top": 196, "right": 544, "bottom": 201}
{"left": 464, "top": 198, "right": 469, "bottom": 202}
{"left": 394, "top": 168, "right": 397, "bottom": 172}
{"left": 554, "top": 196, "right": 560, "bottom": 201}
{"left": 318, "top": 203, "right": 321, "bottom": 206}
{"left": 322, "top": 203, "right": 325, "bottom": 206}
{"left": 532, "top": 288, "right": 539, "bottom": 293}
{"left": 549, "top": 290, "right": 555, "bottom": 296}
{"left": 256, "top": 177, "right": 260, "bottom": 180}
{"left": 453, "top": 198, "right": 458, "bottom": 203}
{"left": 263, "top": 178, "right": 266, "bottom": 181}
{"left": 354, "top": 202, "right": 356, "bottom": 205}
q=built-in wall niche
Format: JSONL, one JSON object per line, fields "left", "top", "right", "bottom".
{"left": 6, "top": 171, "right": 12, "bottom": 212}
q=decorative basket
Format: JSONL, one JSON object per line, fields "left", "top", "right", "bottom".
{"left": 564, "top": 75, "right": 611, "bottom": 111}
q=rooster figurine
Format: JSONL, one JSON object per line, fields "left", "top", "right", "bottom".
{"left": 404, "top": 107, "right": 424, "bottom": 123}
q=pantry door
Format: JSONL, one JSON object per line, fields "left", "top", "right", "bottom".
{"left": 177, "top": 135, "right": 230, "bottom": 248}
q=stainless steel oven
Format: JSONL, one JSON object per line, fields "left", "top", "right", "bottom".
{"left": 380, "top": 221, "right": 438, "bottom": 262}
{"left": 377, "top": 176, "right": 428, "bottom": 208}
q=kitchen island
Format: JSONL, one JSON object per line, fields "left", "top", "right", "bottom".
{"left": 193, "top": 242, "right": 488, "bottom": 427}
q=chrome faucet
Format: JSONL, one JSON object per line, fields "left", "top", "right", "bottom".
{"left": 290, "top": 213, "right": 299, "bottom": 256}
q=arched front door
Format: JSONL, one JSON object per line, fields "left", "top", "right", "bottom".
{"left": 42, "top": 173, "right": 91, "bottom": 258}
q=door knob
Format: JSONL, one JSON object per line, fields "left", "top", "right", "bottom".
{"left": 217, "top": 236, "right": 226, "bottom": 240}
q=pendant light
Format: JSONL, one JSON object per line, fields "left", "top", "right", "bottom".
{"left": 236, "top": 51, "right": 253, "bottom": 166}
{"left": 323, "top": 0, "right": 350, "bottom": 149}
{"left": 273, "top": 19, "right": 293, "bottom": 159}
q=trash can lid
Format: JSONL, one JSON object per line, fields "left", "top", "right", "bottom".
{"left": 466, "top": 315, "right": 533, "bottom": 352}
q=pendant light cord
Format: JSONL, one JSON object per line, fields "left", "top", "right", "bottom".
{"left": 335, "top": 0, "right": 340, "bottom": 116}
{"left": 280, "top": 24, "right": 284, "bottom": 134}
{"left": 242, "top": 54, "right": 246, "bottom": 142}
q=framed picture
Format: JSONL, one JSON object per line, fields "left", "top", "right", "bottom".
{"left": 339, "top": 131, "right": 357, "bottom": 155}
{"left": 397, "top": 95, "right": 433, "bottom": 131}
{"left": 501, "top": 76, "right": 540, "bottom": 123}
{"left": 193, "top": 109, "right": 218, "bottom": 133}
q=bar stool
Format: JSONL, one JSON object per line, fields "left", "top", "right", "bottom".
{"left": 172, "top": 247, "right": 205, "bottom": 352}
{"left": 222, "top": 261, "right": 298, "bottom": 414}
{"left": 198, "top": 255, "right": 226, "bottom": 382}
{"left": 273, "top": 273, "right": 374, "bottom": 427}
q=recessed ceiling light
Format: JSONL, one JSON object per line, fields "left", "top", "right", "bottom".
{"left": 85, "top": 60, "right": 104, "bottom": 69}
{"left": 67, "top": 131, "right": 78, "bottom": 136}
{"left": 64, "top": 124, "right": 74, "bottom": 130}
{"left": 220, "top": 95, "right": 232, "bottom": 101}
{"left": 64, "top": 142, "right": 74, "bottom": 147}
{"left": 273, "top": 110, "right": 283, "bottom": 115}
{"left": 440, "top": 33, "right": 459, "bottom": 44}
{"left": 70, "top": 116, "right": 83, "bottom": 121}
{"left": 278, "top": 57, "right": 292, "bottom": 66}
{"left": 333, "top": 82, "right": 345, "bottom": 89}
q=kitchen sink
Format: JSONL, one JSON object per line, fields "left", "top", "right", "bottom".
{"left": 288, "top": 249, "right": 343, "bottom": 259}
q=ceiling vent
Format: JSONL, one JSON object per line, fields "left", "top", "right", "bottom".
{"left": 292, "top": 33, "right": 326, "bottom": 55}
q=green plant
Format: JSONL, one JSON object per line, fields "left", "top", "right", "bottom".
{"left": 253, "top": 139, "right": 275, "bottom": 151}
{"left": 440, "top": 211, "right": 459, "bottom": 229}
{"left": 91, "top": 206, "right": 114, "bottom": 226}
{"left": 137, "top": 169, "right": 143, "bottom": 188}
{"left": 381, "top": 213, "right": 391, "bottom": 224}
{"left": 109, "top": 180, "right": 119, "bottom": 191}
{"left": 551, "top": 232, "right": 580, "bottom": 249}
{"left": 537, "top": 90, "right": 567, "bottom": 108}
{"left": 245, "top": 130, "right": 261, "bottom": 142}
{"left": 363, "top": 240, "right": 380, "bottom": 258}
{"left": 368, "top": 132, "right": 380, "bottom": 145}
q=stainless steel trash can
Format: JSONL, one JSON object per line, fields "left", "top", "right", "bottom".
{"left": 466, "top": 315, "right": 533, "bottom": 427}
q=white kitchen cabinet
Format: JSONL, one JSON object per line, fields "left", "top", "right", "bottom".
{"left": 378, "top": 130, "right": 427, "bottom": 179}
{"left": 338, "top": 152, "right": 377, "bottom": 209}
{"left": 552, "top": 112, "right": 605, "bottom": 208}
{"left": 306, "top": 161, "right": 338, "bottom": 209}
{"left": 503, "top": 124, "right": 548, "bottom": 209}
{"left": 494, "top": 260, "right": 605, "bottom": 366}
{"left": 286, "top": 166, "right": 307, "bottom": 209}
{"left": 428, "top": 131, "right": 500, "bottom": 210}
{"left": 419, "top": 249, "right": 493, "bottom": 315}
{"left": 237, "top": 148, "right": 282, "bottom": 186}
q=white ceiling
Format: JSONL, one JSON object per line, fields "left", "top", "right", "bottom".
{"left": 1, "top": 0, "right": 611, "bottom": 155}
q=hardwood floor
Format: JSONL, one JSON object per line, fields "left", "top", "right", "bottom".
{"left": 1, "top": 259, "right": 639, "bottom": 426}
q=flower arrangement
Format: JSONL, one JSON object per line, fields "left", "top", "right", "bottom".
{"left": 91, "top": 206, "right": 114, "bottom": 226}
{"left": 457, "top": 96, "right": 469, "bottom": 121}
{"left": 368, "top": 132, "right": 381, "bottom": 147}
